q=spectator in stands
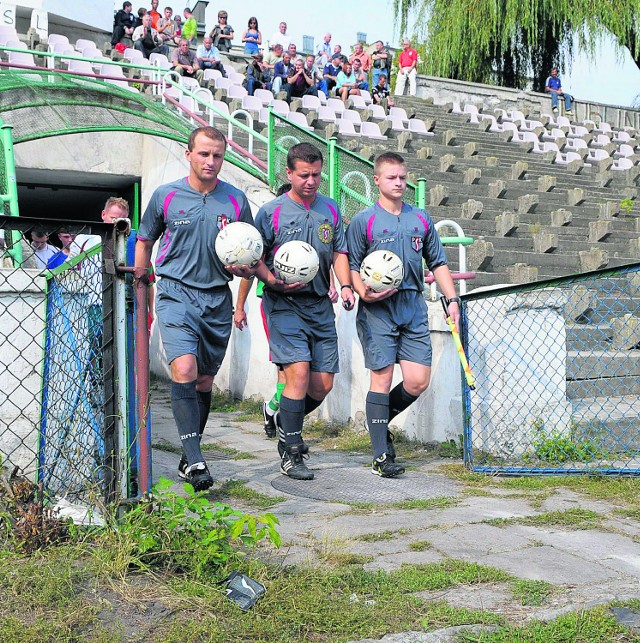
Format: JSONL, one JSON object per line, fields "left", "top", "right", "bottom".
{"left": 332, "top": 44, "right": 348, "bottom": 65}
{"left": 371, "top": 40, "right": 390, "bottom": 87}
{"left": 172, "top": 37, "right": 203, "bottom": 81}
{"left": 545, "top": 67, "right": 573, "bottom": 115}
{"left": 172, "top": 14, "right": 182, "bottom": 37}
{"left": 111, "top": 2, "right": 136, "bottom": 46}
{"left": 287, "top": 43, "right": 303, "bottom": 62}
{"left": 284, "top": 58, "right": 318, "bottom": 102}
{"left": 134, "top": 7, "right": 147, "bottom": 29}
{"left": 272, "top": 51, "right": 294, "bottom": 95}
{"left": 349, "top": 42, "right": 371, "bottom": 73}
{"left": 372, "top": 73, "right": 394, "bottom": 108}
{"left": 209, "top": 10, "right": 234, "bottom": 52}
{"left": 182, "top": 7, "right": 198, "bottom": 46}
{"left": 28, "top": 228, "right": 58, "bottom": 269}
{"left": 133, "top": 13, "right": 169, "bottom": 58}
{"left": 157, "top": 6, "right": 178, "bottom": 46}
{"left": 242, "top": 16, "right": 262, "bottom": 55}
{"left": 196, "top": 36, "right": 225, "bottom": 74}
{"left": 270, "top": 21, "right": 291, "bottom": 51}
{"left": 303, "top": 54, "right": 327, "bottom": 96}
{"left": 323, "top": 53, "right": 343, "bottom": 94}
{"left": 245, "top": 52, "right": 271, "bottom": 95}
{"left": 264, "top": 42, "right": 284, "bottom": 71}
{"left": 352, "top": 58, "right": 369, "bottom": 91}
{"left": 316, "top": 32, "right": 332, "bottom": 67}
{"left": 336, "top": 61, "right": 360, "bottom": 101}
{"left": 394, "top": 38, "right": 418, "bottom": 96}
{"left": 149, "top": 0, "right": 161, "bottom": 29}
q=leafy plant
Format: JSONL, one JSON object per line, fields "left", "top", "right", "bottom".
{"left": 527, "top": 419, "right": 606, "bottom": 464}
{"left": 101, "top": 477, "right": 280, "bottom": 579}
{"left": 621, "top": 198, "right": 634, "bottom": 214}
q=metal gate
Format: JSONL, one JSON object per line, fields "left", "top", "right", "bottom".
{"left": 462, "top": 263, "right": 640, "bottom": 475}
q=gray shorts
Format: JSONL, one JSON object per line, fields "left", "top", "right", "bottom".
{"left": 356, "top": 289, "right": 432, "bottom": 371}
{"left": 261, "top": 291, "right": 339, "bottom": 373}
{"left": 156, "top": 279, "right": 232, "bottom": 376}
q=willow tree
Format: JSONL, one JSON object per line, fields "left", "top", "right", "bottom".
{"left": 394, "top": 0, "right": 640, "bottom": 91}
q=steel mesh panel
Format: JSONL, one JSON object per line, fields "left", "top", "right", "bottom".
{"left": 335, "top": 146, "right": 375, "bottom": 224}
{"left": 463, "top": 264, "right": 640, "bottom": 475}
{"left": 0, "top": 132, "right": 7, "bottom": 217}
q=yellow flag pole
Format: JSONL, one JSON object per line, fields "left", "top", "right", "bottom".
{"left": 440, "top": 296, "right": 475, "bottom": 390}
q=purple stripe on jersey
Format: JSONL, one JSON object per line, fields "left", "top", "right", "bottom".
{"left": 156, "top": 228, "right": 172, "bottom": 264}
{"left": 228, "top": 194, "right": 241, "bottom": 221}
{"left": 273, "top": 205, "right": 282, "bottom": 233}
{"left": 415, "top": 212, "right": 429, "bottom": 233}
{"left": 163, "top": 190, "right": 177, "bottom": 222}
{"left": 326, "top": 203, "right": 338, "bottom": 226}
{"left": 366, "top": 214, "right": 376, "bottom": 243}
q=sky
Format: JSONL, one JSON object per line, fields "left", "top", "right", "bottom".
{"left": 114, "top": 0, "right": 639, "bottom": 107}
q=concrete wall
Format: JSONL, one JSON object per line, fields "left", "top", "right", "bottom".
{"left": 415, "top": 74, "right": 640, "bottom": 131}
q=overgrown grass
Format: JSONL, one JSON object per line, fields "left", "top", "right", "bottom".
{"left": 208, "top": 479, "right": 286, "bottom": 509}
{"left": 511, "top": 579, "right": 555, "bottom": 606}
{"left": 409, "top": 540, "right": 433, "bottom": 551}
{"left": 484, "top": 509, "right": 603, "bottom": 530}
{"left": 210, "top": 390, "right": 262, "bottom": 416}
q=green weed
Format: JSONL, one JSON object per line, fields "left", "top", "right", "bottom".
{"left": 409, "top": 540, "right": 433, "bottom": 551}
{"left": 511, "top": 579, "right": 555, "bottom": 606}
{"left": 208, "top": 479, "right": 285, "bottom": 509}
{"left": 485, "top": 508, "right": 602, "bottom": 530}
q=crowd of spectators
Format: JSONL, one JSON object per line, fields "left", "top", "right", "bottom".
{"left": 111, "top": 3, "right": 420, "bottom": 103}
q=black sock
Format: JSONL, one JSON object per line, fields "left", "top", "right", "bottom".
{"left": 388, "top": 383, "right": 419, "bottom": 422}
{"left": 366, "top": 391, "right": 389, "bottom": 459}
{"left": 304, "top": 394, "right": 323, "bottom": 415}
{"left": 279, "top": 395, "right": 305, "bottom": 447}
{"left": 171, "top": 380, "right": 203, "bottom": 467}
{"left": 197, "top": 389, "right": 212, "bottom": 439}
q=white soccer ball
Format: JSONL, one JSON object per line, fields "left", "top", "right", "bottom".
{"left": 215, "top": 222, "right": 264, "bottom": 268}
{"left": 273, "top": 240, "right": 319, "bottom": 284}
{"left": 360, "top": 250, "right": 404, "bottom": 292}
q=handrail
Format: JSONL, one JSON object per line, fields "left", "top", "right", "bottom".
{"left": 428, "top": 219, "right": 474, "bottom": 298}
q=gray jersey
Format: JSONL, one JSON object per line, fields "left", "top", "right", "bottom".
{"left": 347, "top": 202, "right": 447, "bottom": 291}
{"left": 255, "top": 193, "right": 347, "bottom": 297}
{"left": 138, "top": 177, "right": 253, "bottom": 289}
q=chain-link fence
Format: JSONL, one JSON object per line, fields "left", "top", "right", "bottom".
{"left": 0, "top": 216, "right": 148, "bottom": 504}
{"left": 269, "top": 112, "right": 422, "bottom": 225}
{"left": 462, "top": 263, "right": 640, "bottom": 475}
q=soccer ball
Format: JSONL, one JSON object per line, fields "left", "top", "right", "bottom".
{"left": 273, "top": 240, "right": 319, "bottom": 284}
{"left": 360, "top": 250, "right": 404, "bottom": 292}
{"left": 215, "top": 222, "right": 264, "bottom": 268}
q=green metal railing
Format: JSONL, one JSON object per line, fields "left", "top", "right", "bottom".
{"left": 0, "top": 119, "right": 20, "bottom": 263}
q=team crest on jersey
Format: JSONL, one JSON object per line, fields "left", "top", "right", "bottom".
{"left": 318, "top": 223, "right": 333, "bottom": 244}
{"left": 217, "top": 214, "right": 229, "bottom": 230}
{"left": 412, "top": 236, "right": 423, "bottom": 252}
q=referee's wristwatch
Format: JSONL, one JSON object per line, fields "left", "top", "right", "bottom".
{"left": 341, "top": 284, "right": 355, "bottom": 293}
{"left": 446, "top": 296, "right": 461, "bottom": 306}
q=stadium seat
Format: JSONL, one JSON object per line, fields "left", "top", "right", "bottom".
{"left": 593, "top": 121, "right": 613, "bottom": 135}
{"left": 614, "top": 143, "right": 635, "bottom": 159}
{"left": 214, "top": 76, "right": 233, "bottom": 90}
{"left": 337, "top": 119, "right": 360, "bottom": 136}
{"left": 105, "top": 78, "right": 138, "bottom": 92}
{"left": 203, "top": 68, "right": 222, "bottom": 82}
{"left": 228, "top": 72, "right": 245, "bottom": 85}
{"left": 388, "top": 117, "right": 408, "bottom": 132}
{"left": 180, "top": 77, "right": 200, "bottom": 91}
{"left": 317, "top": 89, "right": 328, "bottom": 104}
{"left": 408, "top": 119, "right": 434, "bottom": 136}
{"left": 369, "top": 104, "right": 386, "bottom": 120}
{"left": 349, "top": 94, "right": 368, "bottom": 110}
{"left": 123, "top": 48, "right": 144, "bottom": 64}
{"left": 287, "top": 111, "right": 313, "bottom": 130}
{"left": 68, "top": 58, "right": 95, "bottom": 74}
{"left": 566, "top": 124, "right": 589, "bottom": 139}
{"left": 241, "top": 95, "right": 263, "bottom": 114}
{"left": 612, "top": 130, "right": 632, "bottom": 144}
{"left": 554, "top": 151, "right": 582, "bottom": 166}
{"left": 253, "top": 88, "right": 274, "bottom": 106}
{"left": 227, "top": 84, "right": 248, "bottom": 99}
{"left": 317, "top": 105, "right": 337, "bottom": 123}
{"left": 586, "top": 148, "right": 610, "bottom": 162}
{"left": 75, "top": 38, "right": 96, "bottom": 52}
{"left": 272, "top": 99, "right": 290, "bottom": 116}
{"left": 532, "top": 141, "right": 560, "bottom": 155}
{"left": 100, "top": 63, "right": 126, "bottom": 78}
{"left": 0, "top": 25, "right": 19, "bottom": 41}
{"left": 327, "top": 98, "right": 345, "bottom": 116}
{"left": 590, "top": 134, "right": 612, "bottom": 148}
{"left": 611, "top": 157, "right": 634, "bottom": 171}
{"left": 341, "top": 109, "right": 362, "bottom": 126}
{"left": 211, "top": 99, "right": 231, "bottom": 118}
{"left": 389, "top": 107, "right": 409, "bottom": 123}
{"left": 302, "top": 94, "right": 322, "bottom": 110}
{"left": 510, "top": 130, "right": 539, "bottom": 145}
{"left": 360, "top": 121, "right": 387, "bottom": 140}
{"left": 541, "top": 128, "right": 565, "bottom": 143}
{"left": 150, "top": 53, "right": 171, "bottom": 69}
{"left": 360, "top": 90, "right": 373, "bottom": 104}
{"left": 7, "top": 48, "right": 34, "bottom": 67}
{"left": 563, "top": 138, "right": 588, "bottom": 154}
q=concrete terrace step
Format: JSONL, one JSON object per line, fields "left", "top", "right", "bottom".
{"left": 567, "top": 349, "right": 640, "bottom": 379}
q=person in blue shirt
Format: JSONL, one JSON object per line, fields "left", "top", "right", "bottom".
{"left": 545, "top": 67, "right": 573, "bottom": 115}
{"left": 347, "top": 152, "right": 460, "bottom": 478}
{"left": 272, "top": 52, "right": 294, "bottom": 96}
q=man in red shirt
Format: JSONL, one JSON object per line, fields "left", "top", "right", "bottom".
{"left": 395, "top": 38, "right": 418, "bottom": 96}
{"left": 349, "top": 42, "right": 372, "bottom": 73}
{"left": 149, "top": 0, "right": 161, "bottom": 30}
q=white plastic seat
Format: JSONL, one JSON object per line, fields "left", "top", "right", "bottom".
{"left": 82, "top": 46, "right": 103, "bottom": 59}
{"left": 317, "top": 89, "right": 328, "bottom": 104}
{"left": 389, "top": 117, "right": 408, "bottom": 132}
{"left": 241, "top": 95, "right": 263, "bottom": 113}
{"left": 541, "top": 128, "right": 565, "bottom": 143}
{"left": 180, "top": 77, "right": 200, "bottom": 91}
{"left": 100, "top": 63, "right": 126, "bottom": 78}
{"left": 0, "top": 25, "right": 19, "bottom": 40}
{"left": 302, "top": 94, "right": 322, "bottom": 110}
{"left": 611, "top": 157, "right": 634, "bottom": 171}
{"left": 614, "top": 143, "right": 635, "bottom": 159}
{"left": 106, "top": 78, "right": 138, "bottom": 92}
{"left": 531, "top": 141, "right": 559, "bottom": 154}
{"left": 253, "top": 88, "right": 274, "bottom": 106}
{"left": 272, "top": 99, "right": 290, "bottom": 116}
{"left": 337, "top": 119, "right": 360, "bottom": 137}
{"left": 349, "top": 94, "right": 368, "bottom": 110}
{"left": 586, "top": 148, "right": 610, "bottom": 162}
{"left": 389, "top": 106, "right": 409, "bottom": 123}
{"left": 612, "top": 130, "right": 632, "bottom": 144}
{"left": 0, "top": 33, "right": 20, "bottom": 46}
{"left": 369, "top": 104, "right": 386, "bottom": 120}
{"left": 519, "top": 118, "right": 544, "bottom": 132}
{"left": 593, "top": 121, "right": 612, "bottom": 135}
{"left": 179, "top": 93, "right": 203, "bottom": 115}
{"left": 563, "top": 138, "right": 588, "bottom": 153}
{"left": 222, "top": 63, "right": 235, "bottom": 76}
{"left": 360, "top": 121, "right": 387, "bottom": 140}
{"left": 47, "top": 32, "right": 68, "bottom": 50}
{"left": 123, "top": 47, "right": 144, "bottom": 63}
{"left": 591, "top": 134, "right": 612, "bottom": 148}
{"left": 227, "top": 84, "right": 248, "bottom": 99}
{"left": 210, "top": 99, "right": 231, "bottom": 119}
{"left": 150, "top": 53, "right": 171, "bottom": 69}
{"left": 566, "top": 125, "right": 589, "bottom": 138}
{"left": 68, "top": 58, "right": 97, "bottom": 74}
{"left": 341, "top": 109, "right": 362, "bottom": 125}
{"left": 228, "top": 71, "right": 245, "bottom": 85}
{"left": 408, "top": 118, "right": 434, "bottom": 136}
{"left": 287, "top": 111, "right": 313, "bottom": 130}
{"left": 317, "top": 105, "right": 337, "bottom": 122}
{"left": 214, "top": 76, "right": 233, "bottom": 90}
{"left": 75, "top": 38, "right": 96, "bottom": 52}
{"left": 554, "top": 151, "right": 582, "bottom": 166}
{"left": 8, "top": 49, "right": 35, "bottom": 66}
{"left": 555, "top": 116, "right": 572, "bottom": 128}
{"left": 326, "top": 97, "right": 345, "bottom": 116}
{"left": 203, "top": 68, "right": 222, "bottom": 82}
{"left": 510, "top": 130, "right": 539, "bottom": 144}
{"left": 360, "top": 90, "right": 372, "bottom": 104}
